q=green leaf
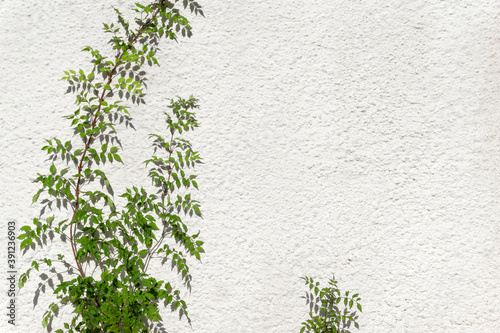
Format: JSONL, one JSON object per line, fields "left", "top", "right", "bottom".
{"left": 193, "top": 205, "right": 202, "bottom": 217}
{"left": 32, "top": 189, "right": 43, "bottom": 203}
{"left": 20, "top": 239, "right": 30, "bottom": 250}
{"left": 18, "top": 272, "right": 29, "bottom": 289}
{"left": 50, "top": 164, "right": 56, "bottom": 175}
{"left": 60, "top": 167, "right": 70, "bottom": 176}
{"left": 113, "top": 154, "right": 123, "bottom": 163}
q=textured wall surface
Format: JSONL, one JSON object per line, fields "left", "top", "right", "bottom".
{"left": 1, "top": 0, "right": 500, "bottom": 332}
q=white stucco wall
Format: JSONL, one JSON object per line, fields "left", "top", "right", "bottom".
{"left": 1, "top": 0, "right": 500, "bottom": 332}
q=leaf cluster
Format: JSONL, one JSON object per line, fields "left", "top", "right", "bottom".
{"left": 300, "top": 275, "right": 362, "bottom": 333}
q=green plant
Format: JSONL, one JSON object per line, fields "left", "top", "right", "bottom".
{"left": 18, "top": 1, "right": 204, "bottom": 332}
{"left": 300, "top": 275, "right": 362, "bottom": 333}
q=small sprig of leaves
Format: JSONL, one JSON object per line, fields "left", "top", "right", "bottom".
{"left": 300, "top": 275, "right": 362, "bottom": 333}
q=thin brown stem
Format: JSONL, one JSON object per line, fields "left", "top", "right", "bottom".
{"left": 69, "top": 0, "right": 167, "bottom": 279}
{"left": 143, "top": 128, "right": 175, "bottom": 273}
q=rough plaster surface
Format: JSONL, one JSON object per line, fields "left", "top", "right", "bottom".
{"left": 1, "top": 0, "right": 500, "bottom": 332}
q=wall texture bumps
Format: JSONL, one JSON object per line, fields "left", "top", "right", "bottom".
{"left": 1, "top": 0, "right": 499, "bottom": 332}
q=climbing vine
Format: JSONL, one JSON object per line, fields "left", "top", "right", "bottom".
{"left": 19, "top": 1, "right": 204, "bottom": 332}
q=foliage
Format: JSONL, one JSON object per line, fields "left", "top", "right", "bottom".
{"left": 18, "top": 1, "right": 204, "bottom": 332}
{"left": 300, "top": 275, "right": 362, "bottom": 333}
